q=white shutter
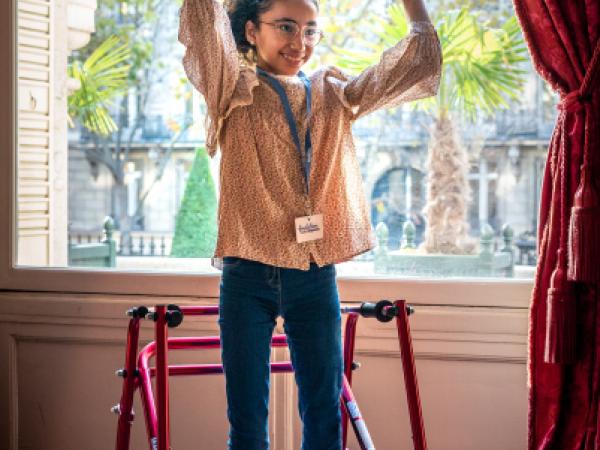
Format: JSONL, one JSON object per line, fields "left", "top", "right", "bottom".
{"left": 17, "top": 0, "right": 52, "bottom": 265}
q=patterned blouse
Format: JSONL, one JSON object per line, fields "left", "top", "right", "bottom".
{"left": 178, "top": 0, "right": 442, "bottom": 271}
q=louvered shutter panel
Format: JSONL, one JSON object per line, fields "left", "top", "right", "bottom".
{"left": 17, "top": 0, "right": 53, "bottom": 266}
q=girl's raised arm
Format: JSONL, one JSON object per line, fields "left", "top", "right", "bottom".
{"left": 178, "top": 0, "right": 240, "bottom": 153}
{"left": 342, "top": 5, "right": 442, "bottom": 121}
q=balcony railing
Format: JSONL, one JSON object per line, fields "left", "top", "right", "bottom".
{"left": 69, "top": 229, "right": 172, "bottom": 257}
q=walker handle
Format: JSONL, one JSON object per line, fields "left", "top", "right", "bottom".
{"left": 143, "top": 305, "right": 184, "bottom": 328}
{"left": 361, "top": 300, "right": 393, "bottom": 322}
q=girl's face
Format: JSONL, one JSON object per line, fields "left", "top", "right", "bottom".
{"left": 245, "top": 0, "right": 319, "bottom": 76}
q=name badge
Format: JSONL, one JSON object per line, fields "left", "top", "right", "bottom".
{"left": 295, "top": 214, "right": 324, "bottom": 243}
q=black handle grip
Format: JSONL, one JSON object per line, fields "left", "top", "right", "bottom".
{"left": 126, "top": 305, "right": 149, "bottom": 319}
{"left": 359, "top": 300, "right": 396, "bottom": 322}
{"left": 166, "top": 304, "right": 184, "bottom": 328}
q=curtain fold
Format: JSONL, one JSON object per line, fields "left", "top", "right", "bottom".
{"left": 511, "top": 1, "right": 600, "bottom": 449}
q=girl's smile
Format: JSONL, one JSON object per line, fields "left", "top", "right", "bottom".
{"left": 282, "top": 51, "right": 305, "bottom": 67}
{"left": 245, "top": 0, "right": 319, "bottom": 75}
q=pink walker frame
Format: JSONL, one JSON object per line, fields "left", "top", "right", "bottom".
{"left": 113, "top": 300, "right": 426, "bottom": 450}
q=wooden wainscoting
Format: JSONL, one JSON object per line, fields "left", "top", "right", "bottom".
{"left": 0, "top": 290, "right": 528, "bottom": 450}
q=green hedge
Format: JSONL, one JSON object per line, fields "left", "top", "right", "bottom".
{"left": 170, "top": 147, "right": 217, "bottom": 257}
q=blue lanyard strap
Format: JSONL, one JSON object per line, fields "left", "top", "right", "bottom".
{"left": 256, "top": 67, "right": 313, "bottom": 194}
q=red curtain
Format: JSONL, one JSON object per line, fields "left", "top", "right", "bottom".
{"left": 512, "top": 1, "right": 600, "bottom": 449}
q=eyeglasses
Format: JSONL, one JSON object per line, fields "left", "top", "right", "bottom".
{"left": 258, "top": 21, "right": 324, "bottom": 46}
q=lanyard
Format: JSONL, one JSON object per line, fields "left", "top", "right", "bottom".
{"left": 256, "top": 67, "right": 313, "bottom": 197}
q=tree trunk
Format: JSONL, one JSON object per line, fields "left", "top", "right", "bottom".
{"left": 422, "top": 114, "right": 477, "bottom": 254}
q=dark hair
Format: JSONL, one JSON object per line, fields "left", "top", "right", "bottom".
{"left": 227, "top": 0, "right": 319, "bottom": 62}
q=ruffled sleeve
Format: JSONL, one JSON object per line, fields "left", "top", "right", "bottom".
{"left": 327, "top": 21, "right": 442, "bottom": 121}
{"left": 178, "top": 0, "right": 243, "bottom": 157}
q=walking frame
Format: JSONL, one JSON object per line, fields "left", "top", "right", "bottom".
{"left": 113, "top": 299, "right": 426, "bottom": 450}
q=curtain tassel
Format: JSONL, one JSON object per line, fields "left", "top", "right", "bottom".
{"left": 567, "top": 165, "right": 600, "bottom": 284}
{"left": 544, "top": 261, "right": 577, "bottom": 364}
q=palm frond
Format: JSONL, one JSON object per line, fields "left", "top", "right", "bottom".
{"left": 68, "top": 34, "right": 132, "bottom": 136}
{"left": 332, "top": 6, "right": 529, "bottom": 122}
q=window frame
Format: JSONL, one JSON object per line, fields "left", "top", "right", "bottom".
{"left": 0, "top": 0, "right": 533, "bottom": 309}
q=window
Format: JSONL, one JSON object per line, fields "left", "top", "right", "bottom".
{"left": 1, "top": 0, "right": 537, "bottom": 301}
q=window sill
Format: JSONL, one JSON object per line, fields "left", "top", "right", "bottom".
{"left": 1, "top": 260, "right": 533, "bottom": 309}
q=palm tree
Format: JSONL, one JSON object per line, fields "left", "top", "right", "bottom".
{"left": 68, "top": 34, "right": 131, "bottom": 136}
{"left": 334, "top": 6, "right": 528, "bottom": 254}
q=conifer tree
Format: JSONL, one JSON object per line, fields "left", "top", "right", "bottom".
{"left": 171, "top": 147, "right": 217, "bottom": 257}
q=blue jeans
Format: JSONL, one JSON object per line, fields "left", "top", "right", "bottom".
{"left": 218, "top": 256, "right": 344, "bottom": 450}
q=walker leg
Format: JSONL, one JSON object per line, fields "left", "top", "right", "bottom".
{"left": 394, "top": 300, "right": 426, "bottom": 450}
{"left": 342, "top": 312, "right": 359, "bottom": 450}
{"left": 115, "top": 316, "right": 141, "bottom": 450}
{"left": 155, "top": 305, "right": 170, "bottom": 450}
{"left": 341, "top": 374, "right": 375, "bottom": 450}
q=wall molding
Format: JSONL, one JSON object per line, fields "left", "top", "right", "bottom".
{"left": 0, "top": 291, "right": 528, "bottom": 364}
{"left": 0, "top": 289, "right": 528, "bottom": 449}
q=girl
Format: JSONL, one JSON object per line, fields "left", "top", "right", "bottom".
{"left": 178, "top": 0, "right": 441, "bottom": 448}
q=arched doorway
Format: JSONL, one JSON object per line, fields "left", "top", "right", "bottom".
{"left": 371, "top": 167, "right": 426, "bottom": 250}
